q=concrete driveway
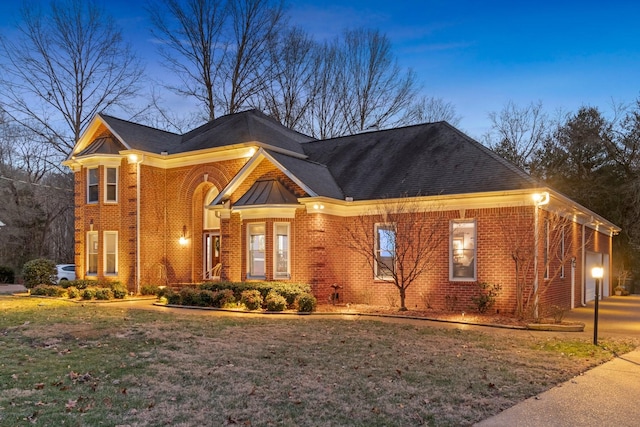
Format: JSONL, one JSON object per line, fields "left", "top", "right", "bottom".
{"left": 562, "top": 294, "right": 640, "bottom": 339}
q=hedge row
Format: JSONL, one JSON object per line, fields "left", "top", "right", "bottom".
{"left": 164, "top": 281, "right": 317, "bottom": 312}
{"left": 31, "top": 281, "right": 128, "bottom": 300}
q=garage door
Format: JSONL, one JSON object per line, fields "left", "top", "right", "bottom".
{"left": 585, "top": 252, "right": 609, "bottom": 302}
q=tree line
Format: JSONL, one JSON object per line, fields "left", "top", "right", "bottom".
{"left": 0, "top": 0, "right": 637, "bottom": 290}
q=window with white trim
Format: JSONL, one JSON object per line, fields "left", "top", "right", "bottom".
{"left": 375, "top": 223, "right": 396, "bottom": 279}
{"left": 105, "top": 167, "right": 118, "bottom": 203}
{"left": 87, "top": 168, "right": 99, "bottom": 203}
{"left": 450, "top": 220, "right": 476, "bottom": 281}
{"left": 274, "top": 223, "right": 290, "bottom": 278}
{"left": 247, "top": 223, "right": 265, "bottom": 278}
{"left": 87, "top": 231, "right": 98, "bottom": 275}
{"left": 204, "top": 186, "right": 220, "bottom": 229}
{"left": 104, "top": 231, "right": 118, "bottom": 275}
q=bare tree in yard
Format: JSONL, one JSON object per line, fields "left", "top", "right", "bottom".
{"left": 0, "top": 0, "right": 144, "bottom": 155}
{"left": 343, "top": 200, "right": 446, "bottom": 311}
{"left": 499, "top": 206, "right": 580, "bottom": 320}
{"left": 483, "top": 101, "right": 551, "bottom": 173}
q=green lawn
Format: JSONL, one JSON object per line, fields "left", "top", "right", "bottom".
{"left": 0, "top": 296, "right": 636, "bottom": 426}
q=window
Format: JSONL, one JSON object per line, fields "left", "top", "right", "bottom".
{"left": 274, "top": 223, "right": 290, "bottom": 278}
{"left": 204, "top": 187, "right": 220, "bottom": 229}
{"left": 87, "top": 231, "right": 98, "bottom": 275}
{"left": 104, "top": 231, "right": 118, "bottom": 275}
{"left": 375, "top": 224, "right": 396, "bottom": 279}
{"left": 451, "top": 220, "right": 476, "bottom": 281}
{"left": 247, "top": 223, "right": 265, "bottom": 278}
{"left": 87, "top": 168, "right": 99, "bottom": 203}
{"left": 105, "top": 167, "right": 118, "bottom": 203}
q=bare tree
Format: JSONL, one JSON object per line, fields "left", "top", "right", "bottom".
{"left": 403, "top": 95, "right": 461, "bottom": 126}
{"left": 343, "top": 200, "right": 446, "bottom": 311}
{"left": 0, "top": 0, "right": 144, "bottom": 154}
{"left": 483, "top": 101, "right": 550, "bottom": 172}
{"left": 255, "top": 26, "right": 316, "bottom": 130}
{"left": 499, "top": 206, "right": 579, "bottom": 320}
{"left": 147, "top": 0, "right": 227, "bottom": 121}
{"left": 149, "top": 0, "right": 285, "bottom": 120}
{"left": 341, "top": 28, "right": 418, "bottom": 134}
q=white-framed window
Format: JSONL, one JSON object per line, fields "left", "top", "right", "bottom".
{"left": 450, "top": 219, "right": 476, "bottom": 281}
{"left": 87, "top": 168, "right": 99, "bottom": 203}
{"left": 375, "top": 223, "right": 396, "bottom": 279}
{"left": 87, "top": 231, "right": 98, "bottom": 275}
{"left": 105, "top": 167, "right": 118, "bottom": 203}
{"left": 247, "top": 223, "right": 265, "bottom": 278}
{"left": 104, "top": 231, "right": 118, "bottom": 275}
{"left": 274, "top": 223, "right": 290, "bottom": 279}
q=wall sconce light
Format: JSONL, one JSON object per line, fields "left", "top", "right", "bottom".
{"left": 89, "top": 219, "right": 94, "bottom": 231}
{"left": 179, "top": 225, "right": 188, "bottom": 246}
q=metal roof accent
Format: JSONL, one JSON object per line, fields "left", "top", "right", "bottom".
{"left": 235, "top": 179, "right": 300, "bottom": 207}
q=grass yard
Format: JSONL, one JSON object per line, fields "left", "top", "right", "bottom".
{"left": 0, "top": 297, "right": 636, "bottom": 426}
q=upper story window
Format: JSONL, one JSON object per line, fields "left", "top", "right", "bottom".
{"left": 105, "top": 167, "right": 118, "bottom": 203}
{"left": 375, "top": 223, "right": 396, "bottom": 279}
{"left": 451, "top": 219, "right": 476, "bottom": 281}
{"left": 87, "top": 168, "right": 99, "bottom": 203}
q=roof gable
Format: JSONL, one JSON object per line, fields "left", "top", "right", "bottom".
{"left": 179, "top": 109, "right": 314, "bottom": 156}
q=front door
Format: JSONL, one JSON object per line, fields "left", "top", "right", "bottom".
{"left": 203, "top": 232, "right": 221, "bottom": 279}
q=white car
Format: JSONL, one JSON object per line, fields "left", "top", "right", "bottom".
{"left": 56, "top": 264, "right": 76, "bottom": 283}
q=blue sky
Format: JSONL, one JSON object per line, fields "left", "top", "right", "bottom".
{"left": 1, "top": 0, "right": 639, "bottom": 138}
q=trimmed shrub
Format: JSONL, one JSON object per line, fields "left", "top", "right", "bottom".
{"left": 81, "top": 288, "right": 97, "bottom": 300}
{"left": 265, "top": 291, "right": 287, "bottom": 312}
{"left": 199, "top": 290, "right": 216, "bottom": 307}
{"left": 72, "top": 280, "right": 94, "bottom": 290}
{"left": 180, "top": 287, "right": 201, "bottom": 306}
{"left": 240, "top": 289, "right": 263, "bottom": 310}
{"left": 32, "top": 285, "right": 67, "bottom": 297}
{"left": 0, "top": 266, "right": 15, "bottom": 284}
{"left": 109, "top": 282, "right": 128, "bottom": 299}
{"left": 67, "top": 286, "right": 80, "bottom": 299}
{"left": 295, "top": 293, "right": 317, "bottom": 313}
{"left": 22, "top": 259, "right": 57, "bottom": 288}
{"left": 141, "top": 284, "right": 161, "bottom": 296}
{"left": 95, "top": 288, "right": 114, "bottom": 300}
{"left": 165, "top": 289, "right": 181, "bottom": 305}
{"left": 213, "top": 289, "right": 236, "bottom": 308}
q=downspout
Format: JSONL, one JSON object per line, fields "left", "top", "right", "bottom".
{"left": 136, "top": 159, "right": 141, "bottom": 295}
{"left": 581, "top": 221, "right": 586, "bottom": 306}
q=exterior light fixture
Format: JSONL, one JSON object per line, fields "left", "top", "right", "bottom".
{"left": 248, "top": 147, "right": 256, "bottom": 156}
{"left": 532, "top": 191, "right": 550, "bottom": 206}
{"left": 128, "top": 153, "right": 139, "bottom": 164}
{"left": 592, "top": 265, "right": 604, "bottom": 345}
{"left": 179, "top": 225, "right": 189, "bottom": 246}
{"left": 313, "top": 204, "right": 324, "bottom": 210}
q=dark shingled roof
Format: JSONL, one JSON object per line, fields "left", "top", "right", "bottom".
{"left": 301, "top": 121, "right": 539, "bottom": 200}
{"left": 179, "top": 109, "right": 313, "bottom": 155}
{"left": 100, "top": 114, "right": 181, "bottom": 153}
{"left": 266, "top": 150, "right": 344, "bottom": 199}
{"left": 235, "top": 179, "right": 300, "bottom": 206}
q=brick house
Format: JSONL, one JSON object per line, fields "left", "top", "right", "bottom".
{"left": 63, "top": 109, "right": 619, "bottom": 314}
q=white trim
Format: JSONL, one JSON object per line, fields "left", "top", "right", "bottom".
{"left": 273, "top": 222, "right": 291, "bottom": 279}
{"left": 247, "top": 223, "right": 266, "bottom": 279}
{"left": 87, "top": 167, "right": 99, "bottom": 204}
{"left": 374, "top": 223, "right": 396, "bottom": 280}
{"left": 86, "top": 231, "right": 98, "bottom": 276}
{"left": 103, "top": 231, "right": 118, "bottom": 275}
{"left": 104, "top": 166, "right": 119, "bottom": 204}
{"left": 450, "top": 219, "right": 477, "bottom": 282}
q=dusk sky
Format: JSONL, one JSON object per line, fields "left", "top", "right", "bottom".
{"left": 1, "top": 0, "right": 639, "bottom": 138}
